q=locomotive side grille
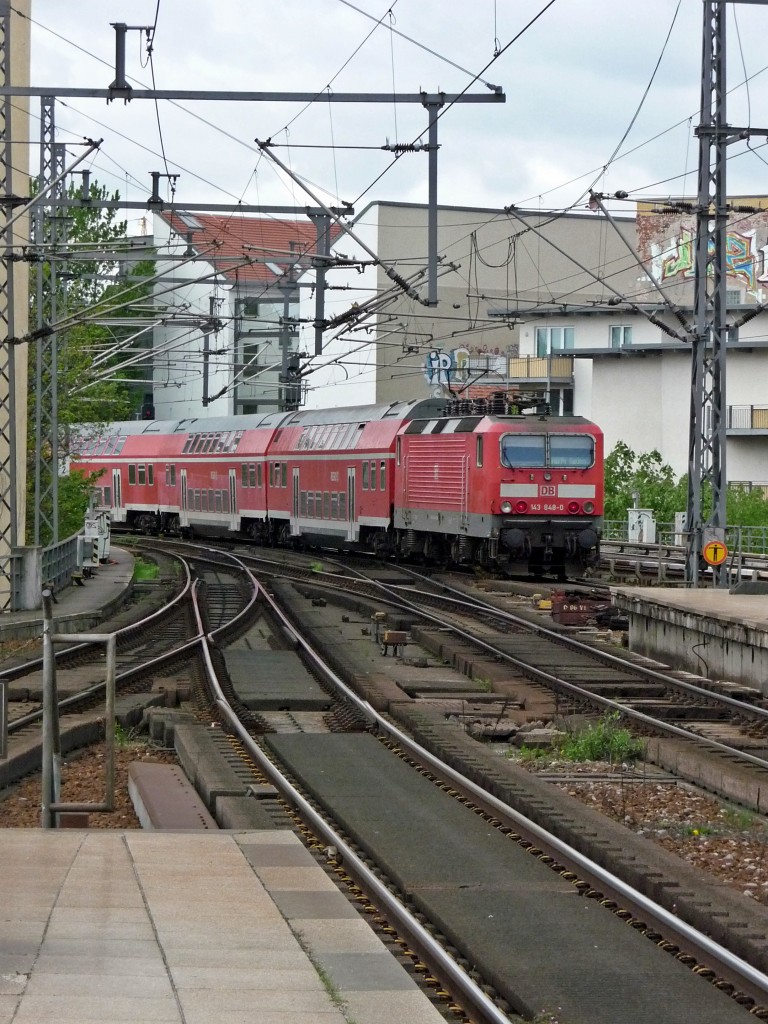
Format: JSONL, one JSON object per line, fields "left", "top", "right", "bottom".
{"left": 405, "top": 437, "right": 467, "bottom": 508}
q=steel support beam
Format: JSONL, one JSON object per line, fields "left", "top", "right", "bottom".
{"left": 686, "top": 1, "right": 729, "bottom": 586}
{"left": 0, "top": 1, "right": 20, "bottom": 610}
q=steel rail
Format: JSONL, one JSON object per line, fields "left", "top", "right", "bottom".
{"left": 0, "top": 552, "right": 193, "bottom": 682}
{"left": 256, "top": 574, "right": 768, "bottom": 1007}
{"left": 188, "top": 554, "right": 514, "bottom": 1024}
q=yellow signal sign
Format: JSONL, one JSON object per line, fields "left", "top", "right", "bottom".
{"left": 702, "top": 540, "right": 728, "bottom": 566}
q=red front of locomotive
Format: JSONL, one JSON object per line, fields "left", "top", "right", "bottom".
{"left": 394, "top": 413, "right": 603, "bottom": 575}
{"left": 478, "top": 416, "right": 603, "bottom": 574}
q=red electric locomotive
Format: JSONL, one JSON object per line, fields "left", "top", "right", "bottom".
{"left": 395, "top": 410, "right": 603, "bottom": 576}
{"left": 73, "top": 396, "right": 603, "bottom": 576}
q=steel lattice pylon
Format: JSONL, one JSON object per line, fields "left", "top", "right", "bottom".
{"left": 686, "top": 1, "right": 729, "bottom": 587}
{"left": 0, "top": 1, "right": 20, "bottom": 610}
{"left": 33, "top": 98, "right": 62, "bottom": 546}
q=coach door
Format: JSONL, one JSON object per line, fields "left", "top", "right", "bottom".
{"left": 347, "top": 467, "right": 357, "bottom": 542}
{"left": 291, "top": 468, "right": 300, "bottom": 536}
{"left": 112, "top": 469, "right": 123, "bottom": 522}
{"left": 180, "top": 469, "right": 188, "bottom": 527}
{"left": 229, "top": 469, "right": 237, "bottom": 531}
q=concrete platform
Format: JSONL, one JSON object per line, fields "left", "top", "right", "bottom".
{"left": 0, "top": 548, "right": 135, "bottom": 643}
{"left": 0, "top": 829, "right": 447, "bottom": 1024}
{"left": 612, "top": 586, "right": 768, "bottom": 694}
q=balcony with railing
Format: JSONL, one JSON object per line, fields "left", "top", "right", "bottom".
{"left": 726, "top": 405, "right": 768, "bottom": 432}
{"left": 507, "top": 355, "right": 574, "bottom": 383}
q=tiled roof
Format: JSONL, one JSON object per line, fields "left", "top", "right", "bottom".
{"left": 159, "top": 211, "right": 341, "bottom": 286}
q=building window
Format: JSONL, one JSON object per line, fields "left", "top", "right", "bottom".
{"left": 535, "top": 326, "right": 574, "bottom": 356}
{"left": 610, "top": 324, "right": 632, "bottom": 348}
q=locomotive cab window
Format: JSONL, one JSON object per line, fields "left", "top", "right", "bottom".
{"left": 500, "top": 435, "right": 546, "bottom": 468}
{"left": 476, "top": 436, "right": 483, "bottom": 468}
{"left": 550, "top": 434, "right": 594, "bottom": 469}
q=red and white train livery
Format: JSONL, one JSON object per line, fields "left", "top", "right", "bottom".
{"left": 73, "top": 397, "right": 604, "bottom": 575}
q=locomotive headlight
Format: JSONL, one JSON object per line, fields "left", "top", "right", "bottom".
{"left": 583, "top": 501, "right": 594, "bottom": 514}
{"left": 500, "top": 500, "right": 512, "bottom": 514}
{"left": 543, "top": 472, "right": 552, "bottom": 481}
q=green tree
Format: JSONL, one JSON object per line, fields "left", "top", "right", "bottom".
{"left": 28, "top": 179, "right": 155, "bottom": 542}
{"left": 605, "top": 442, "right": 768, "bottom": 530}
{"left": 603, "top": 442, "right": 686, "bottom": 523}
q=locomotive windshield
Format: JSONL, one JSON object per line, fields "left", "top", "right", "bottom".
{"left": 501, "top": 433, "right": 594, "bottom": 469}
{"left": 549, "top": 434, "right": 594, "bottom": 468}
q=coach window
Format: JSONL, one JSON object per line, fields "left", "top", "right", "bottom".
{"left": 380, "top": 461, "right": 386, "bottom": 490}
{"left": 103, "top": 486, "right": 111, "bottom": 506}
{"left": 247, "top": 464, "right": 254, "bottom": 487}
{"left": 201, "top": 490, "right": 208, "bottom": 511}
{"left": 476, "top": 436, "right": 483, "bottom": 468}
{"left": 128, "top": 465, "right": 136, "bottom": 485}
{"left": 215, "top": 491, "right": 223, "bottom": 513}
{"left": 323, "top": 492, "right": 330, "bottom": 518}
{"left": 362, "top": 461, "right": 369, "bottom": 489}
{"left": 500, "top": 434, "right": 546, "bottom": 468}
{"left": 339, "top": 491, "right": 347, "bottom": 518}
{"left": 269, "top": 463, "right": 274, "bottom": 487}
{"left": 208, "top": 489, "right": 215, "bottom": 510}
{"left": 331, "top": 492, "right": 339, "bottom": 519}
{"left": 257, "top": 463, "right": 263, "bottom": 488}
{"left": 137, "top": 465, "right": 146, "bottom": 486}
{"left": 148, "top": 465, "right": 154, "bottom": 486}
{"left": 281, "top": 462, "right": 287, "bottom": 488}
{"left": 241, "top": 464, "right": 249, "bottom": 487}
{"left": 549, "top": 434, "right": 594, "bottom": 469}
{"left": 307, "top": 492, "right": 315, "bottom": 517}
{"left": 300, "top": 491, "right": 307, "bottom": 517}
{"left": 370, "top": 461, "right": 377, "bottom": 490}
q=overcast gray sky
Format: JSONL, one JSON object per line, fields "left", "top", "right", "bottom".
{"left": 28, "top": 0, "right": 768, "bottom": 227}
{"left": 25, "top": 1, "right": 768, "bottom": 407}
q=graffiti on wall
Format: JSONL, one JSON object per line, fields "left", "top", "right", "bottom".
{"left": 637, "top": 199, "right": 768, "bottom": 300}
{"left": 423, "top": 346, "right": 510, "bottom": 385}
{"left": 652, "top": 227, "right": 766, "bottom": 292}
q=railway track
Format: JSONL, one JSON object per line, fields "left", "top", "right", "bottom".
{"left": 181, "top": 554, "right": 768, "bottom": 1022}
{"left": 5, "top": 538, "right": 768, "bottom": 1021}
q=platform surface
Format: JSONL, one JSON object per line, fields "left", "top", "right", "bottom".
{"left": 613, "top": 585, "right": 768, "bottom": 629}
{"left": 0, "top": 828, "right": 445, "bottom": 1024}
{"left": 2, "top": 547, "right": 135, "bottom": 639}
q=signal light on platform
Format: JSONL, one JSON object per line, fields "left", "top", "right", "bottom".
{"left": 514, "top": 500, "right": 528, "bottom": 513}
{"left": 567, "top": 501, "right": 581, "bottom": 514}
